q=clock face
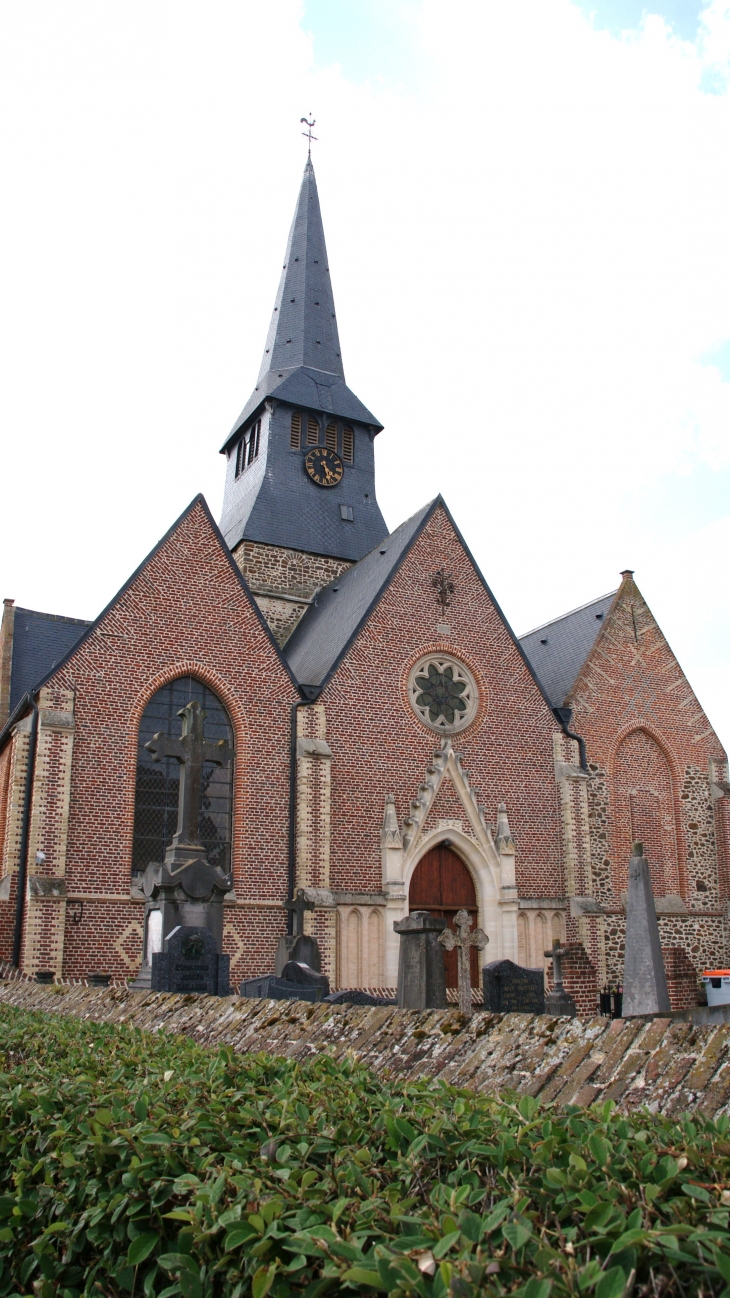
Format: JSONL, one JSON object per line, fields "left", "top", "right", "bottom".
{"left": 304, "top": 446, "right": 344, "bottom": 487}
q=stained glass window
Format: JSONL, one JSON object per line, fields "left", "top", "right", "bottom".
{"left": 132, "top": 677, "right": 233, "bottom": 877}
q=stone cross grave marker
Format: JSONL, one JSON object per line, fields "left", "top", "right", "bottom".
{"left": 145, "top": 700, "right": 231, "bottom": 863}
{"left": 544, "top": 938, "right": 577, "bottom": 1017}
{"left": 281, "top": 888, "right": 320, "bottom": 972}
{"left": 439, "top": 908, "right": 488, "bottom": 1016}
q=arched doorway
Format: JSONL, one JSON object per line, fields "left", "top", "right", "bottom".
{"left": 409, "top": 844, "right": 480, "bottom": 989}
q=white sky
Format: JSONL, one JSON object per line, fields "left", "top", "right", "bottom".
{"left": 1, "top": 0, "right": 728, "bottom": 748}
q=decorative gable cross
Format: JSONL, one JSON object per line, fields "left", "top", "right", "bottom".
{"left": 145, "top": 701, "right": 231, "bottom": 853}
{"left": 439, "top": 908, "right": 488, "bottom": 1016}
{"left": 432, "top": 568, "right": 455, "bottom": 611}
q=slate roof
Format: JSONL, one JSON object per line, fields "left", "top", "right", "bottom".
{"left": 284, "top": 500, "right": 437, "bottom": 688}
{"left": 222, "top": 159, "right": 381, "bottom": 451}
{"left": 518, "top": 590, "right": 618, "bottom": 708}
{"left": 9, "top": 607, "right": 92, "bottom": 713}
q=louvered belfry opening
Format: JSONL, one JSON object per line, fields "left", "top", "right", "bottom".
{"left": 409, "top": 846, "right": 480, "bottom": 988}
{"left": 290, "top": 412, "right": 301, "bottom": 449}
{"left": 306, "top": 415, "right": 319, "bottom": 445}
{"left": 342, "top": 425, "right": 354, "bottom": 463}
{"left": 325, "top": 421, "right": 338, "bottom": 451}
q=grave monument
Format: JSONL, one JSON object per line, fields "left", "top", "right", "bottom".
{"left": 483, "top": 959, "right": 545, "bottom": 1015}
{"left": 132, "top": 700, "right": 232, "bottom": 991}
{"left": 544, "top": 938, "right": 577, "bottom": 1017}
{"left": 394, "top": 910, "right": 448, "bottom": 1010}
{"left": 151, "top": 925, "right": 230, "bottom": 996}
{"left": 439, "top": 908, "right": 488, "bottom": 1016}
{"left": 622, "top": 841, "right": 671, "bottom": 1017}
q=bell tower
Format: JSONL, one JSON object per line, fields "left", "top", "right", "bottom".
{"left": 219, "top": 159, "right": 387, "bottom": 644}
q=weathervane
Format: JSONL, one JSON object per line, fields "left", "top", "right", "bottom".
{"left": 300, "top": 114, "right": 318, "bottom": 159}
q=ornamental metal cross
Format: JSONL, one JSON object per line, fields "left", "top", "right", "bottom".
{"left": 284, "top": 887, "right": 315, "bottom": 938}
{"left": 439, "top": 909, "right": 488, "bottom": 1016}
{"left": 432, "top": 569, "right": 455, "bottom": 611}
{"left": 544, "top": 938, "right": 570, "bottom": 996}
{"left": 145, "top": 701, "right": 231, "bottom": 850}
{"left": 300, "top": 115, "right": 317, "bottom": 159}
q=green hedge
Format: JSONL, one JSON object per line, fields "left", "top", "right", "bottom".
{"left": 1, "top": 1005, "right": 729, "bottom": 1298}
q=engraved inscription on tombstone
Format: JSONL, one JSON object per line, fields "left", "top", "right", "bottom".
{"left": 482, "top": 959, "right": 545, "bottom": 1015}
{"left": 151, "top": 925, "right": 230, "bottom": 996}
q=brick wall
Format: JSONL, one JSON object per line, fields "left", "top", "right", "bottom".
{"left": 662, "top": 945, "right": 698, "bottom": 1012}
{"left": 0, "top": 499, "right": 299, "bottom": 982}
{"left": 319, "top": 504, "right": 565, "bottom": 905}
{"left": 547, "top": 942, "right": 598, "bottom": 1017}
{"left": 568, "top": 572, "right": 730, "bottom": 984}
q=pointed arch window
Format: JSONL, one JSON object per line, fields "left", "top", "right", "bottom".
{"left": 325, "top": 421, "right": 338, "bottom": 451}
{"left": 132, "top": 676, "right": 233, "bottom": 878}
{"left": 342, "top": 425, "right": 354, "bottom": 463}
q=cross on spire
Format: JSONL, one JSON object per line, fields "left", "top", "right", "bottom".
{"left": 300, "top": 114, "right": 317, "bottom": 159}
{"left": 439, "top": 909, "right": 488, "bottom": 1016}
{"left": 145, "top": 701, "right": 231, "bottom": 858}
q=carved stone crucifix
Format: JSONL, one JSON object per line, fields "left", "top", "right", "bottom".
{"left": 439, "top": 908, "right": 488, "bottom": 1016}
{"left": 284, "top": 887, "right": 315, "bottom": 938}
{"left": 145, "top": 700, "right": 231, "bottom": 856}
{"left": 544, "top": 938, "right": 570, "bottom": 997}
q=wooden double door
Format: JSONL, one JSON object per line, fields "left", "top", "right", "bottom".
{"left": 409, "top": 845, "right": 480, "bottom": 988}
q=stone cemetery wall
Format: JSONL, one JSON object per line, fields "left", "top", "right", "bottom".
{"left": 3, "top": 979, "right": 730, "bottom": 1118}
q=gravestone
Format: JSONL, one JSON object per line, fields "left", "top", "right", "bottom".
{"left": 622, "top": 842, "right": 671, "bottom": 1017}
{"left": 276, "top": 889, "right": 321, "bottom": 974}
{"left": 483, "top": 960, "right": 545, "bottom": 1015}
{"left": 239, "top": 973, "right": 325, "bottom": 1002}
{"left": 151, "top": 925, "right": 230, "bottom": 996}
{"left": 280, "top": 961, "right": 330, "bottom": 997}
{"left": 439, "top": 909, "right": 488, "bottom": 1016}
{"left": 544, "top": 939, "right": 577, "bottom": 1017}
{"left": 394, "top": 910, "right": 448, "bottom": 1010}
{"left": 325, "top": 990, "right": 397, "bottom": 1006}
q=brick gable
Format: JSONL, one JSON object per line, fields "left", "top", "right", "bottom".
{"left": 0, "top": 497, "right": 299, "bottom": 981}
{"left": 319, "top": 503, "right": 565, "bottom": 903}
{"left": 568, "top": 571, "right": 730, "bottom": 983}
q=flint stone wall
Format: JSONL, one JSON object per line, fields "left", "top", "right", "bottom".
{"left": 3, "top": 979, "right": 730, "bottom": 1118}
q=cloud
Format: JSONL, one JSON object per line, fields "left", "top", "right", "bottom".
{"left": 0, "top": 0, "right": 728, "bottom": 743}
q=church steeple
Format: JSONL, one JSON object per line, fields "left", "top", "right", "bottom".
{"left": 219, "top": 160, "right": 386, "bottom": 565}
{"left": 257, "top": 158, "right": 344, "bottom": 383}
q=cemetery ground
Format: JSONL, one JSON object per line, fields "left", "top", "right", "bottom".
{"left": 2, "top": 1007, "right": 730, "bottom": 1298}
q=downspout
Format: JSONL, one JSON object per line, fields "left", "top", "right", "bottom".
{"left": 553, "top": 706, "right": 588, "bottom": 773}
{"left": 12, "top": 694, "right": 39, "bottom": 968}
{"left": 287, "top": 695, "right": 315, "bottom": 934}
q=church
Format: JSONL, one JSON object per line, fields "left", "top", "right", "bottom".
{"left": 0, "top": 158, "right": 728, "bottom": 1007}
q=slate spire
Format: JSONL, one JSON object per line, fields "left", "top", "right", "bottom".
{"left": 257, "top": 159, "right": 344, "bottom": 384}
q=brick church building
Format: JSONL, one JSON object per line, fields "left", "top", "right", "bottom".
{"left": 0, "top": 159, "right": 728, "bottom": 1006}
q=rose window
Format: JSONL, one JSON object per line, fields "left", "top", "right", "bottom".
{"left": 407, "top": 656, "right": 478, "bottom": 733}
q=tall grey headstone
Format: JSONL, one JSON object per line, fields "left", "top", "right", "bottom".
{"left": 622, "top": 842, "right": 671, "bottom": 1017}
{"left": 394, "top": 910, "right": 448, "bottom": 1010}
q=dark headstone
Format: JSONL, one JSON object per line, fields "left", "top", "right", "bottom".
{"left": 239, "top": 974, "right": 324, "bottom": 1002}
{"left": 280, "top": 961, "right": 330, "bottom": 996}
{"left": 151, "top": 925, "right": 230, "bottom": 996}
{"left": 88, "top": 973, "right": 111, "bottom": 988}
{"left": 275, "top": 932, "right": 321, "bottom": 975}
{"left": 324, "top": 990, "right": 397, "bottom": 1006}
{"left": 35, "top": 971, "right": 54, "bottom": 985}
{"left": 482, "top": 960, "right": 545, "bottom": 1015}
{"left": 394, "top": 910, "right": 448, "bottom": 1010}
